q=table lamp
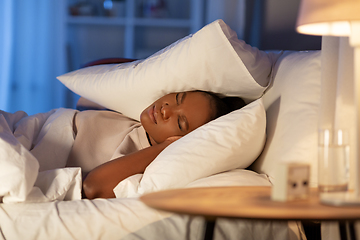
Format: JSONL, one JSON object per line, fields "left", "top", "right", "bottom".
{"left": 296, "top": 0, "right": 360, "bottom": 200}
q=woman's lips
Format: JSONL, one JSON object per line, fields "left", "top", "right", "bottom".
{"left": 149, "top": 105, "right": 157, "bottom": 124}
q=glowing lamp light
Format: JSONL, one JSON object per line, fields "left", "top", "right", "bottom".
{"left": 296, "top": 0, "right": 360, "bottom": 199}
{"left": 296, "top": 0, "right": 360, "bottom": 37}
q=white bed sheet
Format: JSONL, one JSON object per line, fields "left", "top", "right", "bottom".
{"left": 0, "top": 169, "right": 305, "bottom": 240}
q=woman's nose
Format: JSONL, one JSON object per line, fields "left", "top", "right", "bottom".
{"left": 161, "top": 104, "right": 173, "bottom": 120}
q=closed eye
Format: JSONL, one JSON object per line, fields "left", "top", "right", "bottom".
{"left": 176, "top": 92, "right": 181, "bottom": 105}
{"left": 178, "top": 118, "right": 183, "bottom": 131}
{"left": 176, "top": 92, "right": 186, "bottom": 105}
{"left": 176, "top": 92, "right": 188, "bottom": 132}
{"left": 178, "top": 116, "right": 187, "bottom": 132}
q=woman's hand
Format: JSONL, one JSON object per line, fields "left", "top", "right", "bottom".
{"left": 82, "top": 135, "right": 181, "bottom": 199}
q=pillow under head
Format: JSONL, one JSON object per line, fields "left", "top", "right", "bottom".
{"left": 251, "top": 50, "right": 321, "bottom": 187}
{"left": 113, "top": 98, "right": 267, "bottom": 197}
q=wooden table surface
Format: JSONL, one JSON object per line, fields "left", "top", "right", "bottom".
{"left": 140, "top": 186, "right": 360, "bottom": 221}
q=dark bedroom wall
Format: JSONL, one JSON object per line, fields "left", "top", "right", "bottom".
{"left": 245, "top": 0, "right": 322, "bottom": 51}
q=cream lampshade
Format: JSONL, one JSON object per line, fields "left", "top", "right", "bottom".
{"left": 296, "top": 0, "right": 360, "bottom": 36}
{"left": 296, "top": 0, "right": 360, "bottom": 199}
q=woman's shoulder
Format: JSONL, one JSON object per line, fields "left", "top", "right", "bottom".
{"left": 77, "top": 110, "right": 136, "bottom": 121}
{"left": 75, "top": 110, "right": 140, "bottom": 130}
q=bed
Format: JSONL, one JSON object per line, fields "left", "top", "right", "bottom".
{"left": 0, "top": 19, "right": 322, "bottom": 239}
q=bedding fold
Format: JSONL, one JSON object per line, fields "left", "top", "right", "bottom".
{"left": 0, "top": 109, "right": 82, "bottom": 203}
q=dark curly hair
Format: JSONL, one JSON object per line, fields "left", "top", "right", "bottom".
{"left": 198, "top": 91, "right": 246, "bottom": 122}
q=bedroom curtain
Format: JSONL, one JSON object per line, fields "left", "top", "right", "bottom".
{"left": 0, "top": 0, "right": 67, "bottom": 115}
{"left": 243, "top": 0, "right": 264, "bottom": 48}
{"left": 205, "top": 0, "right": 246, "bottom": 40}
{"left": 205, "top": 0, "right": 264, "bottom": 47}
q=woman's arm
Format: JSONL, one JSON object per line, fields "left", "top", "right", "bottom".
{"left": 82, "top": 139, "right": 175, "bottom": 199}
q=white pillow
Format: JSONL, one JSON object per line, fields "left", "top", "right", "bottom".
{"left": 251, "top": 51, "right": 321, "bottom": 187}
{"left": 57, "top": 19, "right": 272, "bottom": 121}
{"left": 113, "top": 98, "right": 266, "bottom": 198}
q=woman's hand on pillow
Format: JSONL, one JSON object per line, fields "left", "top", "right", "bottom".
{"left": 83, "top": 135, "right": 181, "bottom": 199}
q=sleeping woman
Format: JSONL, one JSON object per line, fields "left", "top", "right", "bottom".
{"left": 68, "top": 90, "right": 245, "bottom": 199}
{"left": 0, "top": 90, "right": 244, "bottom": 201}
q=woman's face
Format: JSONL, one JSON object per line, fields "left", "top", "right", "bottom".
{"left": 140, "top": 91, "right": 213, "bottom": 145}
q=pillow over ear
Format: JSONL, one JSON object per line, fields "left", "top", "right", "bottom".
{"left": 113, "top": 98, "right": 266, "bottom": 198}
{"left": 57, "top": 19, "right": 272, "bottom": 121}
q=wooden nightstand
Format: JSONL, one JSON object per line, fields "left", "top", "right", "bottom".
{"left": 140, "top": 186, "right": 360, "bottom": 240}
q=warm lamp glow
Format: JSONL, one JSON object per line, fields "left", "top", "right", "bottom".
{"left": 296, "top": 0, "right": 360, "bottom": 36}
{"left": 297, "top": 22, "right": 351, "bottom": 36}
{"left": 296, "top": 0, "right": 360, "bottom": 199}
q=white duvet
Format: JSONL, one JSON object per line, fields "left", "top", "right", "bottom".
{"left": 0, "top": 109, "right": 305, "bottom": 240}
{"left": 0, "top": 109, "right": 304, "bottom": 239}
{"left": 0, "top": 169, "right": 305, "bottom": 240}
{"left": 0, "top": 109, "right": 82, "bottom": 203}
